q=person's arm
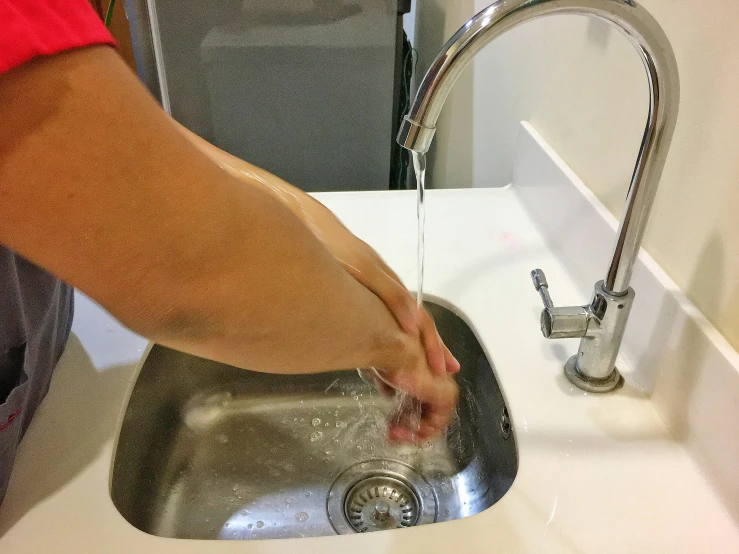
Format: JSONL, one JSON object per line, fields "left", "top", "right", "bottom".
{"left": 174, "top": 121, "right": 460, "bottom": 376}
{"left": 0, "top": 45, "right": 456, "bottom": 439}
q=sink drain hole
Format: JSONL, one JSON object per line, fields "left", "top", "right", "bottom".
{"left": 327, "top": 460, "right": 437, "bottom": 535}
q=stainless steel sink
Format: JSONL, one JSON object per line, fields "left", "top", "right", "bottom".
{"left": 110, "top": 301, "right": 517, "bottom": 540}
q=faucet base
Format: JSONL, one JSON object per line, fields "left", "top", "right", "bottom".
{"left": 564, "top": 356, "right": 623, "bottom": 393}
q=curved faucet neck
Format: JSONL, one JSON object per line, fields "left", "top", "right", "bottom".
{"left": 398, "top": 0, "right": 679, "bottom": 294}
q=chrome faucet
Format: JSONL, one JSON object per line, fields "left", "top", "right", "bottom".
{"left": 397, "top": 0, "right": 679, "bottom": 392}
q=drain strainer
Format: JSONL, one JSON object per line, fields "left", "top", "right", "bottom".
{"left": 327, "top": 459, "right": 437, "bottom": 534}
{"left": 345, "top": 475, "right": 419, "bottom": 531}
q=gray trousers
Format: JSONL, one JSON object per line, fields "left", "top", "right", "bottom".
{"left": 0, "top": 248, "right": 73, "bottom": 504}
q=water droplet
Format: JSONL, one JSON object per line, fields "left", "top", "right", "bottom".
{"left": 224, "top": 522, "right": 230, "bottom": 528}
{"left": 247, "top": 523, "right": 253, "bottom": 530}
{"left": 241, "top": 509, "right": 250, "bottom": 516}
{"left": 216, "top": 434, "right": 229, "bottom": 444}
{"left": 353, "top": 395, "right": 359, "bottom": 401}
{"left": 310, "top": 431, "right": 323, "bottom": 442}
{"left": 285, "top": 497, "right": 295, "bottom": 505}
{"left": 324, "top": 422, "right": 329, "bottom": 427}
{"left": 335, "top": 420, "right": 346, "bottom": 428}
{"left": 232, "top": 484, "right": 238, "bottom": 491}
{"left": 324, "top": 450, "right": 332, "bottom": 456}
{"left": 256, "top": 521, "right": 264, "bottom": 529}
{"left": 311, "top": 418, "right": 321, "bottom": 427}
{"left": 296, "top": 512, "right": 310, "bottom": 522}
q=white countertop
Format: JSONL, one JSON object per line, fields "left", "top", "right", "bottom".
{"left": 1, "top": 189, "right": 737, "bottom": 553}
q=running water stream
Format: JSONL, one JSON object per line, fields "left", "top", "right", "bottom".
{"left": 359, "top": 151, "right": 428, "bottom": 440}
{"left": 385, "top": 152, "right": 427, "bottom": 439}
{"left": 412, "top": 151, "right": 427, "bottom": 308}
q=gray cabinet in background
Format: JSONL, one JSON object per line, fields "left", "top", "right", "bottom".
{"left": 124, "top": 0, "right": 411, "bottom": 192}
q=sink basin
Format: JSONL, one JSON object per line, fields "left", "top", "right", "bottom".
{"left": 110, "top": 300, "right": 517, "bottom": 540}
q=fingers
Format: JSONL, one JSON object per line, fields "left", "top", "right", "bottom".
{"left": 416, "top": 308, "right": 460, "bottom": 376}
{"left": 418, "top": 308, "right": 446, "bottom": 376}
{"left": 387, "top": 425, "right": 414, "bottom": 443}
{"left": 418, "top": 394, "right": 457, "bottom": 439}
{"left": 381, "top": 355, "right": 459, "bottom": 443}
{"left": 351, "top": 244, "right": 461, "bottom": 374}
{"left": 443, "top": 342, "right": 461, "bottom": 373}
{"left": 367, "top": 248, "right": 405, "bottom": 288}
{"left": 348, "top": 236, "right": 406, "bottom": 289}
{"left": 344, "top": 259, "right": 420, "bottom": 336}
{"left": 386, "top": 383, "right": 457, "bottom": 443}
{"left": 346, "top": 255, "right": 460, "bottom": 377}
{"left": 337, "top": 238, "right": 460, "bottom": 379}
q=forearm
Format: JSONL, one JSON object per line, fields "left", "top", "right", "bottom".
{"left": 174, "top": 120, "right": 315, "bottom": 226}
{"left": 0, "top": 46, "right": 400, "bottom": 374}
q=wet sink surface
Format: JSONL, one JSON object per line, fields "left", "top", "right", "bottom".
{"left": 110, "top": 301, "right": 517, "bottom": 540}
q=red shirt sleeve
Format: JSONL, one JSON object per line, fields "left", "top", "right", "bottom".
{"left": 0, "top": 0, "right": 116, "bottom": 74}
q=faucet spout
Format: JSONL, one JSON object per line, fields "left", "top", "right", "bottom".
{"left": 398, "top": 0, "right": 678, "bottom": 294}
{"left": 400, "top": 0, "right": 679, "bottom": 392}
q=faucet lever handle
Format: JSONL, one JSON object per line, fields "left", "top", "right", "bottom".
{"left": 530, "top": 269, "right": 554, "bottom": 310}
{"left": 530, "top": 269, "right": 589, "bottom": 339}
{"left": 531, "top": 268, "right": 548, "bottom": 289}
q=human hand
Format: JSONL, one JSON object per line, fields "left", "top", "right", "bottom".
{"left": 371, "top": 333, "right": 459, "bottom": 442}
{"left": 298, "top": 195, "right": 460, "bottom": 377}
{"left": 302, "top": 186, "right": 462, "bottom": 441}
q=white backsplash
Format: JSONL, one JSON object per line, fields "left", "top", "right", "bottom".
{"left": 513, "top": 121, "right": 739, "bottom": 517}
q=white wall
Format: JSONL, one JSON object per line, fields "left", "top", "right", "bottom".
{"left": 402, "top": 1, "right": 416, "bottom": 43}
{"left": 413, "top": 0, "right": 739, "bottom": 352}
{"left": 411, "top": 0, "right": 476, "bottom": 190}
